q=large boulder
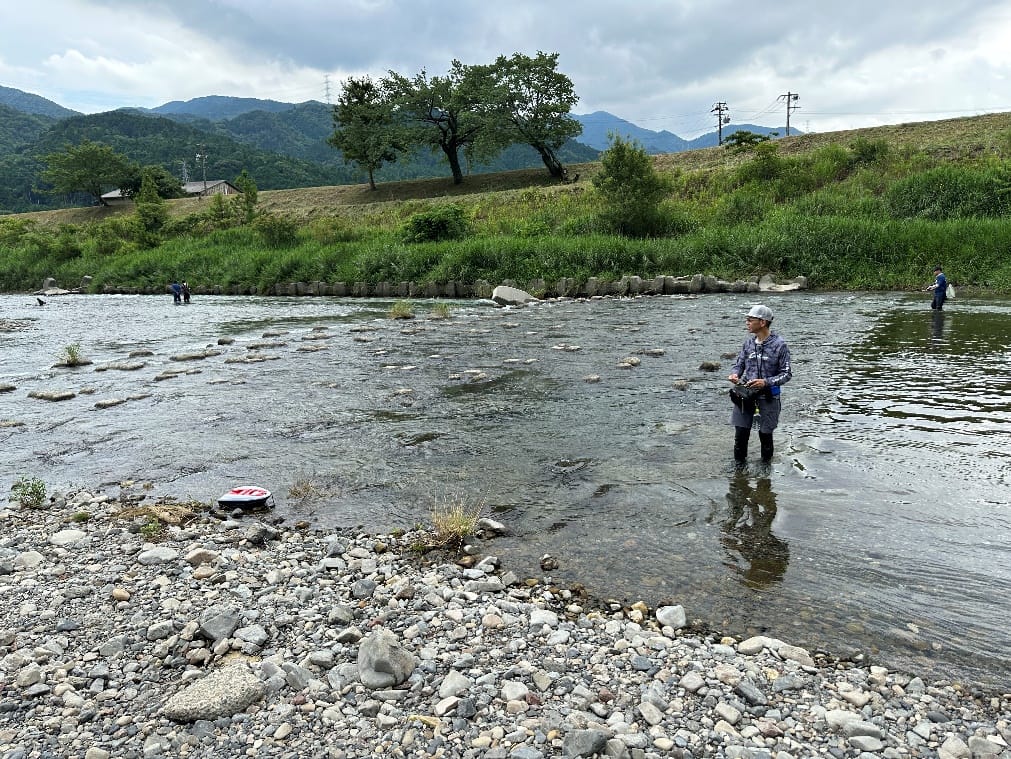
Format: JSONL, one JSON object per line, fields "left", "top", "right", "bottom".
{"left": 161, "top": 664, "right": 265, "bottom": 722}
{"left": 491, "top": 285, "right": 538, "bottom": 306}
{"left": 357, "top": 628, "right": 416, "bottom": 689}
{"left": 759, "top": 274, "right": 808, "bottom": 292}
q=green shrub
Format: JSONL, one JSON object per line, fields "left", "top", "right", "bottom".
{"left": 252, "top": 213, "right": 300, "bottom": 248}
{"left": 736, "top": 141, "right": 783, "bottom": 183}
{"left": 402, "top": 205, "right": 471, "bottom": 243}
{"left": 850, "top": 137, "right": 890, "bottom": 165}
{"left": 11, "top": 476, "right": 47, "bottom": 508}
{"left": 592, "top": 134, "right": 674, "bottom": 237}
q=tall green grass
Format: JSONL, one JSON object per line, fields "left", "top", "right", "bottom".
{"left": 4, "top": 138, "right": 1011, "bottom": 293}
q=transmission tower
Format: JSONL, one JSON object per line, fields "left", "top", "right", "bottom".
{"left": 324, "top": 74, "right": 332, "bottom": 105}
{"left": 711, "top": 102, "right": 730, "bottom": 145}
{"left": 778, "top": 92, "right": 800, "bottom": 135}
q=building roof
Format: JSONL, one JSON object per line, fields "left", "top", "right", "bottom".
{"left": 100, "top": 179, "right": 238, "bottom": 201}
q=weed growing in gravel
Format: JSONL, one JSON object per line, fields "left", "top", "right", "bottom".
{"left": 11, "top": 476, "right": 47, "bottom": 508}
{"left": 429, "top": 495, "right": 482, "bottom": 548}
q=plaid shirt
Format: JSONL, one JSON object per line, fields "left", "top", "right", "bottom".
{"left": 732, "top": 333, "right": 792, "bottom": 387}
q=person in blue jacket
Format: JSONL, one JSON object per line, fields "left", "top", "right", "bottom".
{"left": 928, "top": 265, "right": 947, "bottom": 310}
{"left": 727, "top": 304, "right": 792, "bottom": 464}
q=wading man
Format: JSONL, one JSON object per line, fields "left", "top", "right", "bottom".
{"left": 727, "top": 305, "right": 792, "bottom": 464}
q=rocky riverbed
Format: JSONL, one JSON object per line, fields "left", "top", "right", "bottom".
{"left": 1, "top": 486, "right": 1009, "bottom": 759}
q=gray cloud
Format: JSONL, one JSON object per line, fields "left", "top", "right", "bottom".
{"left": 2, "top": 0, "right": 1009, "bottom": 136}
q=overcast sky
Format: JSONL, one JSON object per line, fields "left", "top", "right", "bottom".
{"left": 3, "top": 0, "right": 1010, "bottom": 138}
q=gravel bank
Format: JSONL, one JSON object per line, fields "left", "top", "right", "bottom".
{"left": 1, "top": 486, "right": 1008, "bottom": 759}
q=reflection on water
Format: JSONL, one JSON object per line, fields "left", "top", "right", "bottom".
{"left": 930, "top": 310, "right": 945, "bottom": 342}
{"left": 721, "top": 474, "right": 789, "bottom": 589}
{"left": 2, "top": 292, "right": 1011, "bottom": 690}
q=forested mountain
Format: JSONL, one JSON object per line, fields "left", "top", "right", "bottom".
{"left": 0, "top": 85, "right": 79, "bottom": 118}
{"left": 147, "top": 95, "right": 296, "bottom": 119}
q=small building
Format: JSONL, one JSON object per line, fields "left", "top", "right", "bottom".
{"left": 182, "top": 180, "right": 240, "bottom": 197}
{"left": 100, "top": 179, "right": 240, "bottom": 204}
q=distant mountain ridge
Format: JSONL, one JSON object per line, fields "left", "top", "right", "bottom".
{"left": 572, "top": 110, "right": 793, "bottom": 152}
{"left": 0, "top": 85, "right": 79, "bottom": 119}
{"left": 0, "top": 85, "right": 788, "bottom": 214}
{"left": 0, "top": 86, "right": 788, "bottom": 155}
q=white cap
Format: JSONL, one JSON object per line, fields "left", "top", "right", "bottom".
{"left": 747, "top": 304, "right": 774, "bottom": 322}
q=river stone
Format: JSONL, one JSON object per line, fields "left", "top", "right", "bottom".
{"left": 14, "top": 551, "right": 45, "bottom": 569}
{"left": 137, "top": 546, "right": 178, "bottom": 565}
{"left": 439, "top": 669, "right": 472, "bottom": 698}
{"left": 199, "top": 606, "right": 241, "bottom": 642}
{"left": 967, "top": 736, "right": 1002, "bottom": 756}
{"left": 656, "top": 604, "right": 686, "bottom": 629}
{"left": 562, "top": 729, "right": 609, "bottom": 757}
{"left": 161, "top": 664, "right": 265, "bottom": 722}
{"left": 357, "top": 628, "right": 416, "bottom": 689}
{"left": 777, "top": 643, "right": 815, "bottom": 667}
{"left": 939, "top": 735, "right": 971, "bottom": 758}
{"left": 49, "top": 529, "right": 88, "bottom": 547}
{"left": 491, "top": 285, "right": 538, "bottom": 306}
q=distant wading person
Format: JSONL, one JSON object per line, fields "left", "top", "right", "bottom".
{"left": 927, "top": 265, "right": 947, "bottom": 310}
{"left": 728, "top": 305, "right": 792, "bottom": 465}
{"left": 170, "top": 281, "right": 182, "bottom": 305}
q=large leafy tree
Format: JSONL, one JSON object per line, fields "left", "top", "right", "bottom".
{"left": 486, "top": 52, "right": 582, "bottom": 180}
{"left": 328, "top": 76, "right": 403, "bottom": 191}
{"left": 40, "top": 139, "right": 133, "bottom": 206}
{"left": 119, "top": 163, "right": 185, "bottom": 199}
{"left": 385, "top": 61, "right": 497, "bottom": 185}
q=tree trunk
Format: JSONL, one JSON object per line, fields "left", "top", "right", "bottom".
{"left": 537, "top": 147, "right": 565, "bottom": 180}
{"left": 368, "top": 168, "right": 377, "bottom": 191}
{"left": 441, "top": 144, "right": 465, "bottom": 185}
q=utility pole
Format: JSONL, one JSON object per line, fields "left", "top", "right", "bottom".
{"left": 711, "top": 101, "right": 730, "bottom": 145}
{"left": 195, "top": 145, "right": 208, "bottom": 198}
{"left": 778, "top": 92, "right": 800, "bottom": 135}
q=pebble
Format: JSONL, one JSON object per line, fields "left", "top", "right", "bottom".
{"left": 1, "top": 487, "right": 1009, "bottom": 759}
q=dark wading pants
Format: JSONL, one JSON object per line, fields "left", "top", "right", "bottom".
{"left": 734, "top": 427, "right": 774, "bottom": 463}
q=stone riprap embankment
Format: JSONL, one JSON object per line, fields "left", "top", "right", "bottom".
{"left": 34, "top": 272, "right": 807, "bottom": 299}
{"left": 1, "top": 488, "right": 1008, "bottom": 759}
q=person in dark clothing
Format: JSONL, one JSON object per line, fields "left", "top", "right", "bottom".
{"left": 182, "top": 282, "right": 191, "bottom": 304}
{"left": 170, "top": 281, "right": 182, "bottom": 304}
{"left": 928, "top": 265, "right": 947, "bottom": 310}
{"left": 728, "top": 304, "right": 792, "bottom": 464}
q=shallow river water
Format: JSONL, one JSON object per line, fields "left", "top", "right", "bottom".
{"left": 2, "top": 291, "right": 1009, "bottom": 690}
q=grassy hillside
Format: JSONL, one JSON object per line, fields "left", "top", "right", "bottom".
{"left": 4, "top": 111, "right": 1011, "bottom": 295}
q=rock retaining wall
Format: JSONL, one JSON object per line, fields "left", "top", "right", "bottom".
{"left": 91, "top": 274, "right": 808, "bottom": 298}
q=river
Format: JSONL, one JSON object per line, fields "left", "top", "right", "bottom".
{"left": 1, "top": 290, "right": 1009, "bottom": 690}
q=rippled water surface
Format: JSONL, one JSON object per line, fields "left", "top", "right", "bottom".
{"left": 2, "top": 291, "right": 1009, "bottom": 689}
